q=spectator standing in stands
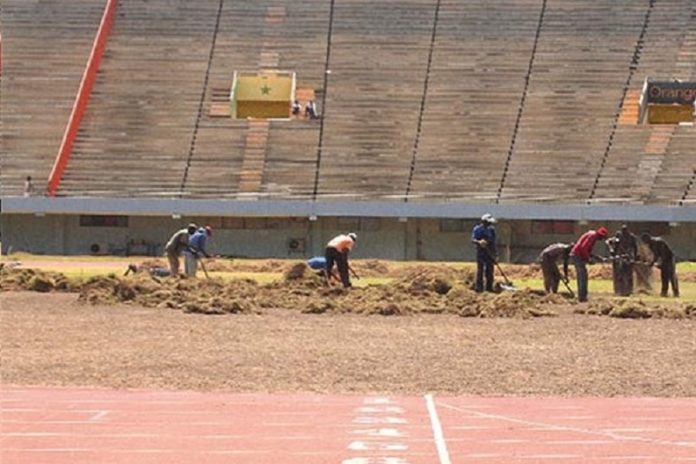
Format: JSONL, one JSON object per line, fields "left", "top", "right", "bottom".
{"left": 570, "top": 226, "right": 608, "bottom": 302}
{"left": 641, "top": 232, "right": 679, "bottom": 297}
{"left": 324, "top": 232, "right": 357, "bottom": 288}
{"left": 305, "top": 100, "right": 318, "bottom": 119}
{"left": 164, "top": 223, "right": 197, "bottom": 277}
{"left": 537, "top": 242, "right": 572, "bottom": 294}
{"left": 185, "top": 225, "right": 212, "bottom": 278}
{"left": 23, "top": 176, "right": 33, "bottom": 197}
{"left": 471, "top": 214, "right": 497, "bottom": 293}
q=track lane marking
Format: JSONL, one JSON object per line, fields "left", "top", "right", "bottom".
{"left": 438, "top": 400, "right": 696, "bottom": 450}
{"left": 425, "top": 394, "right": 451, "bottom": 464}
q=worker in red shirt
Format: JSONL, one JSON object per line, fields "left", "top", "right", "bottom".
{"left": 325, "top": 232, "right": 357, "bottom": 288}
{"left": 570, "top": 226, "right": 608, "bottom": 302}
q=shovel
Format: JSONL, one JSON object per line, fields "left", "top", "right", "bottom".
{"left": 484, "top": 248, "right": 517, "bottom": 291}
{"left": 494, "top": 260, "right": 516, "bottom": 291}
{"left": 481, "top": 247, "right": 515, "bottom": 291}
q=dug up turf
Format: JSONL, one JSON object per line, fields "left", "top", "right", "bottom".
{"left": 2, "top": 264, "right": 694, "bottom": 319}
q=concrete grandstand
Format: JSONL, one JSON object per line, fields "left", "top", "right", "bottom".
{"left": 1, "top": 0, "right": 695, "bottom": 260}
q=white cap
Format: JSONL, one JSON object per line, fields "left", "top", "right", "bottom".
{"left": 481, "top": 213, "right": 496, "bottom": 224}
{"left": 348, "top": 232, "right": 357, "bottom": 241}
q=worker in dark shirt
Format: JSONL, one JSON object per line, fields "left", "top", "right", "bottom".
{"left": 471, "top": 213, "right": 497, "bottom": 293}
{"left": 614, "top": 224, "right": 638, "bottom": 296}
{"left": 640, "top": 233, "right": 679, "bottom": 297}
{"left": 537, "top": 243, "right": 572, "bottom": 294}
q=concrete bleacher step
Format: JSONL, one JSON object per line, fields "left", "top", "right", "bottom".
{"left": 238, "top": 119, "right": 270, "bottom": 193}
{"left": 618, "top": 89, "right": 641, "bottom": 125}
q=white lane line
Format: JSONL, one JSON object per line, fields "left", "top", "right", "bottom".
{"left": 438, "top": 401, "right": 696, "bottom": 450}
{"left": 90, "top": 410, "right": 109, "bottom": 422}
{"left": 425, "top": 394, "right": 451, "bottom": 464}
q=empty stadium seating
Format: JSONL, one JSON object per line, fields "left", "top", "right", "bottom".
{"left": 498, "top": 0, "right": 651, "bottom": 203}
{"left": 409, "top": 0, "right": 541, "bottom": 202}
{"left": 58, "top": 0, "right": 222, "bottom": 197}
{"left": 0, "top": 0, "right": 104, "bottom": 195}
{"left": 2, "top": 0, "right": 694, "bottom": 206}
{"left": 591, "top": 0, "right": 696, "bottom": 204}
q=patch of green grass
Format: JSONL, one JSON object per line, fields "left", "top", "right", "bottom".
{"left": 515, "top": 277, "right": 696, "bottom": 302}
{"left": 209, "top": 271, "right": 281, "bottom": 284}
{"left": 2, "top": 253, "right": 134, "bottom": 263}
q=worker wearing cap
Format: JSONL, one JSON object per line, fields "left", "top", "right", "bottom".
{"left": 185, "top": 225, "right": 212, "bottom": 277}
{"left": 641, "top": 232, "right": 679, "bottom": 297}
{"left": 471, "top": 214, "right": 497, "bottom": 293}
{"left": 325, "top": 232, "right": 357, "bottom": 288}
{"left": 164, "top": 223, "right": 197, "bottom": 277}
{"left": 570, "top": 226, "right": 608, "bottom": 302}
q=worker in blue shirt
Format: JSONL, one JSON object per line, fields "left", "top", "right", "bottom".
{"left": 471, "top": 213, "right": 497, "bottom": 292}
{"left": 306, "top": 255, "right": 348, "bottom": 283}
{"left": 185, "top": 225, "right": 212, "bottom": 277}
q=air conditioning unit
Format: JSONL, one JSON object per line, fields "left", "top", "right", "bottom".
{"left": 287, "top": 238, "right": 306, "bottom": 253}
{"left": 89, "top": 242, "right": 108, "bottom": 255}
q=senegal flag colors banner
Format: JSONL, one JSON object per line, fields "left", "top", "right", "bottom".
{"left": 231, "top": 71, "right": 295, "bottom": 119}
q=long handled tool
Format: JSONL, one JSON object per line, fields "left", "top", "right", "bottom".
{"left": 561, "top": 276, "right": 575, "bottom": 298}
{"left": 197, "top": 254, "right": 211, "bottom": 279}
{"left": 493, "top": 260, "right": 516, "bottom": 291}
{"left": 481, "top": 246, "right": 515, "bottom": 291}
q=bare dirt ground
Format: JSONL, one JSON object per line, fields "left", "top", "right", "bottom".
{"left": 2, "top": 291, "right": 696, "bottom": 397}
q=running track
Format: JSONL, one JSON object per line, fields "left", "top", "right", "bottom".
{"left": 2, "top": 386, "right": 695, "bottom": 463}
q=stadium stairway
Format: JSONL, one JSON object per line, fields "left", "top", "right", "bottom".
{"left": 0, "top": 0, "right": 103, "bottom": 196}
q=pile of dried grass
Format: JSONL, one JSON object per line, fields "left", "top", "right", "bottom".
{"left": 575, "top": 298, "right": 695, "bottom": 319}
{"left": 0, "top": 268, "right": 73, "bottom": 292}
{"left": 78, "top": 274, "right": 261, "bottom": 314}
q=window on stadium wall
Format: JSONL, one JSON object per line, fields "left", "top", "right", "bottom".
{"left": 337, "top": 217, "right": 381, "bottom": 232}
{"left": 531, "top": 220, "right": 574, "bottom": 235}
{"left": 79, "top": 215, "right": 128, "bottom": 228}
{"left": 192, "top": 217, "right": 308, "bottom": 230}
{"left": 440, "top": 219, "right": 467, "bottom": 233}
{"left": 632, "top": 222, "right": 671, "bottom": 236}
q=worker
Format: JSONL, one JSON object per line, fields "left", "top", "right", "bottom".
{"left": 164, "top": 223, "right": 197, "bottom": 277}
{"left": 471, "top": 213, "right": 497, "bottom": 293}
{"left": 569, "top": 226, "right": 609, "bottom": 302}
{"left": 307, "top": 256, "right": 341, "bottom": 282}
{"left": 537, "top": 243, "right": 572, "bottom": 294}
{"left": 324, "top": 232, "right": 357, "bottom": 288}
{"left": 605, "top": 231, "right": 622, "bottom": 295}
{"left": 640, "top": 233, "right": 679, "bottom": 297}
{"left": 124, "top": 263, "right": 171, "bottom": 278}
{"left": 185, "top": 225, "right": 212, "bottom": 278}
{"left": 614, "top": 224, "right": 638, "bottom": 296}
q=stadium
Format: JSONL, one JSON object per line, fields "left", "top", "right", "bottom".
{"left": 2, "top": 1, "right": 696, "bottom": 463}
{"left": 1, "top": 0, "right": 695, "bottom": 260}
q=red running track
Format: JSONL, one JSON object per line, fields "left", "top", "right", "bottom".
{"left": 1, "top": 386, "right": 695, "bottom": 463}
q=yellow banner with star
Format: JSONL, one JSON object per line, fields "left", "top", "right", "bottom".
{"left": 233, "top": 72, "right": 294, "bottom": 102}
{"left": 231, "top": 71, "right": 295, "bottom": 119}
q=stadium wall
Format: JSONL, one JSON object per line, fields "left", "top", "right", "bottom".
{"left": 2, "top": 202, "right": 695, "bottom": 262}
